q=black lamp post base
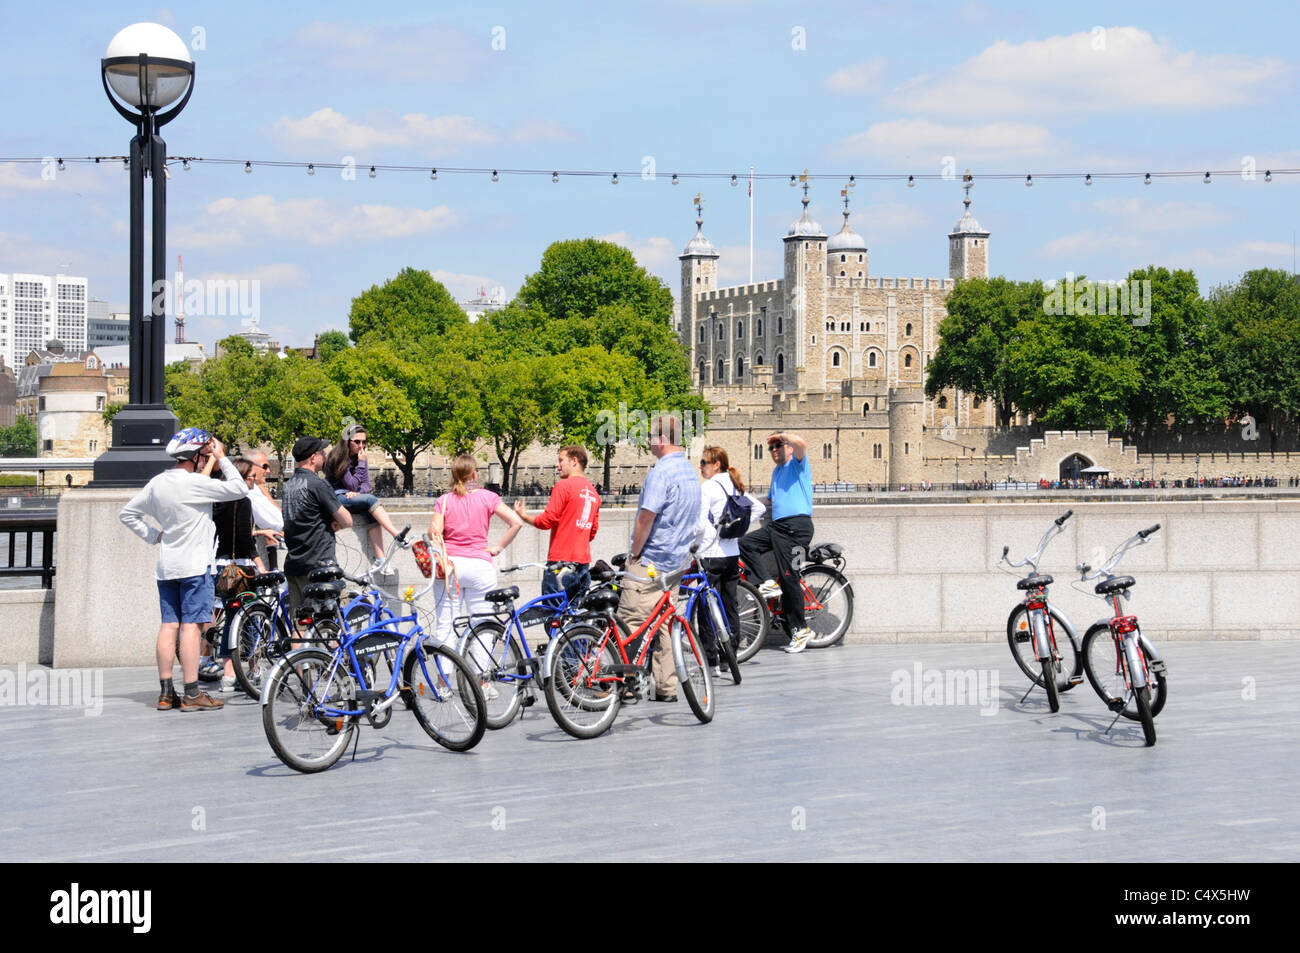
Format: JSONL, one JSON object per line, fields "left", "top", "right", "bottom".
{"left": 90, "top": 405, "right": 179, "bottom": 487}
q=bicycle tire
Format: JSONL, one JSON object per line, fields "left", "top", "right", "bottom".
{"left": 1041, "top": 656, "right": 1060, "bottom": 712}
{"left": 672, "top": 619, "right": 714, "bottom": 724}
{"left": 456, "top": 619, "right": 525, "bottom": 729}
{"left": 1081, "top": 624, "right": 1168, "bottom": 720}
{"left": 261, "top": 648, "right": 357, "bottom": 774}
{"left": 719, "top": 628, "right": 741, "bottom": 684}
{"left": 802, "top": 565, "right": 854, "bottom": 648}
{"left": 401, "top": 642, "right": 486, "bottom": 751}
{"left": 231, "top": 602, "right": 287, "bottom": 700}
{"left": 733, "top": 579, "right": 771, "bottom": 663}
{"left": 1006, "top": 604, "right": 1083, "bottom": 693}
{"left": 543, "top": 624, "right": 622, "bottom": 739}
{"left": 1134, "top": 685, "right": 1157, "bottom": 746}
{"left": 694, "top": 589, "right": 742, "bottom": 685}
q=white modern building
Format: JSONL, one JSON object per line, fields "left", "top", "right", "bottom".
{"left": 0, "top": 273, "right": 89, "bottom": 372}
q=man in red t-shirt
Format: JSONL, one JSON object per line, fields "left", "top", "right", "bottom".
{"left": 514, "top": 445, "right": 601, "bottom": 598}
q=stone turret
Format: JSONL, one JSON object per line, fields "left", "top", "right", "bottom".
{"left": 948, "top": 171, "right": 990, "bottom": 280}
{"left": 680, "top": 195, "right": 719, "bottom": 384}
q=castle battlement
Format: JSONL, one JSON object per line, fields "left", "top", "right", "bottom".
{"left": 852, "top": 277, "right": 956, "bottom": 291}
{"left": 699, "top": 279, "right": 783, "bottom": 301}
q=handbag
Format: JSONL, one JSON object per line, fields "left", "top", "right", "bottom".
{"left": 214, "top": 503, "right": 255, "bottom": 598}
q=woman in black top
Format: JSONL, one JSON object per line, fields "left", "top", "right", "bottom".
{"left": 210, "top": 458, "right": 266, "bottom": 693}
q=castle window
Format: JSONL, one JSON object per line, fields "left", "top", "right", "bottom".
{"left": 840, "top": 255, "right": 846, "bottom": 263}
{"left": 904, "top": 354, "right": 913, "bottom": 368}
{"left": 859, "top": 322, "right": 865, "bottom": 332}
{"left": 756, "top": 318, "right": 763, "bottom": 336}
{"left": 698, "top": 326, "right": 705, "bottom": 343}
{"left": 873, "top": 443, "right": 882, "bottom": 459}
{"left": 754, "top": 444, "right": 763, "bottom": 460}
{"left": 905, "top": 443, "right": 909, "bottom": 455}
{"left": 905, "top": 323, "right": 913, "bottom": 336}
{"left": 736, "top": 357, "right": 744, "bottom": 380}
{"left": 822, "top": 443, "right": 833, "bottom": 459}
{"left": 755, "top": 353, "right": 764, "bottom": 366}
{"left": 716, "top": 358, "right": 725, "bottom": 383}
{"left": 776, "top": 353, "right": 785, "bottom": 373}
{"left": 868, "top": 352, "right": 877, "bottom": 368}
{"left": 38, "top": 396, "right": 45, "bottom": 411}
{"left": 699, "top": 362, "right": 707, "bottom": 384}
{"left": 96, "top": 396, "right": 105, "bottom": 411}
{"left": 718, "top": 325, "right": 723, "bottom": 341}
{"left": 777, "top": 314, "right": 783, "bottom": 334}
{"left": 831, "top": 352, "right": 841, "bottom": 368}
{"left": 858, "top": 254, "right": 863, "bottom": 263}
{"left": 840, "top": 271, "right": 845, "bottom": 277}
{"left": 938, "top": 396, "right": 948, "bottom": 409}
{"left": 857, "top": 271, "right": 863, "bottom": 278}
{"left": 811, "top": 335, "right": 816, "bottom": 345}
{"left": 737, "top": 321, "right": 743, "bottom": 339}
{"left": 973, "top": 397, "right": 983, "bottom": 409}
{"left": 696, "top": 277, "right": 700, "bottom": 285}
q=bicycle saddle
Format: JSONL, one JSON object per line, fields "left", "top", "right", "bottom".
{"left": 611, "top": 553, "right": 628, "bottom": 569}
{"left": 577, "top": 588, "right": 620, "bottom": 614}
{"left": 485, "top": 586, "right": 519, "bottom": 604}
{"left": 252, "top": 571, "right": 285, "bottom": 589}
{"left": 1016, "top": 572, "right": 1053, "bottom": 590}
{"left": 308, "top": 566, "right": 343, "bottom": 583}
{"left": 302, "top": 582, "right": 342, "bottom": 601}
{"left": 1095, "top": 575, "right": 1135, "bottom": 595}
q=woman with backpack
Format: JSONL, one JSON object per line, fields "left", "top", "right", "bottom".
{"left": 696, "top": 446, "right": 764, "bottom": 679}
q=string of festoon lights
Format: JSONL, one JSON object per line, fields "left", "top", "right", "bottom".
{"left": 3, "top": 155, "right": 1297, "bottom": 186}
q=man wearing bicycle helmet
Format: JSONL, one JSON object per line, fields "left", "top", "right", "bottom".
{"left": 120, "top": 428, "right": 254, "bottom": 712}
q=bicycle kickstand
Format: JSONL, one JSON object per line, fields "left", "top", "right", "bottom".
{"left": 1103, "top": 700, "right": 1128, "bottom": 736}
{"left": 1018, "top": 681, "right": 1038, "bottom": 705}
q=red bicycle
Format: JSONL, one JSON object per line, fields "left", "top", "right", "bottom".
{"left": 542, "top": 559, "right": 713, "bottom": 739}
{"left": 737, "top": 543, "right": 854, "bottom": 656}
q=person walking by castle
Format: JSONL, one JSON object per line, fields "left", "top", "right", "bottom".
{"left": 513, "top": 444, "right": 601, "bottom": 599}
{"left": 738, "top": 431, "right": 815, "bottom": 653}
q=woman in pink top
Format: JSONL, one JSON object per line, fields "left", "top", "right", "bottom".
{"left": 428, "top": 456, "right": 523, "bottom": 672}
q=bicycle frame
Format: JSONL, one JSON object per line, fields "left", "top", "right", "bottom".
{"left": 680, "top": 570, "right": 732, "bottom": 646}
{"left": 1076, "top": 525, "right": 1165, "bottom": 694}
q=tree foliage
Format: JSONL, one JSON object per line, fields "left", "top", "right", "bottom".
{"left": 348, "top": 267, "right": 468, "bottom": 344}
{"left": 0, "top": 415, "right": 37, "bottom": 457}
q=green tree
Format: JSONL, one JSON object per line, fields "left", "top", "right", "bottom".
{"left": 0, "top": 415, "right": 37, "bottom": 457}
{"left": 348, "top": 268, "right": 469, "bottom": 345}
{"left": 164, "top": 337, "right": 280, "bottom": 448}
{"left": 1123, "top": 266, "right": 1228, "bottom": 443}
{"left": 315, "top": 329, "right": 350, "bottom": 363}
{"left": 516, "top": 239, "right": 674, "bottom": 327}
{"left": 925, "top": 277, "right": 1043, "bottom": 426}
{"left": 1211, "top": 268, "right": 1300, "bottom": 448}
{"left": 258, "top": 351, "right": 344, "bottom": 468}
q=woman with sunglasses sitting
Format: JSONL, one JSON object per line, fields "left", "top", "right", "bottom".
{"left": 324, "top": 423, "right": 405, "bottom": 562}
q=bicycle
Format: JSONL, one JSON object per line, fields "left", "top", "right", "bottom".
{"left": 1076, "top": 524, "right": 1169, "bottom": 746}
{"left": 542, "top": 557, "right": 713, "bottom": 739}
{"left": 738, "top": 542, "right": 854, "bottom": 651}
{"left": 997, "top": 509, "right": 1083, "bottom": 712}
{"left": 680, "top": 558, "right": 742, "bottom": 684}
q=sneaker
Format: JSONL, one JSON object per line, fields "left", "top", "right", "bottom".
{"left": 180, "top": 691, "right": 225, "bottom": 712}
{"left": 198, "top": 658, "right": 223, "bottom": 682}
{"left": 480, "top": 681, "right": 500, "bottom": 701}
{"left": 711, "top": 665, "right": 723, "bottom": 678}
{"left": 757, "top": 579, "right": 781, "bottom": 599}
{"left": 156, "top": 690, "right": 181, "bottom": 711}
{"left": 783, "top": 628, "right": 812, "bottom": 654}
{"left": 219, "top": 676, "right": 238, "bottom": 695}
{"left": 652, "top": 691, "right": 678, "bottom": 703}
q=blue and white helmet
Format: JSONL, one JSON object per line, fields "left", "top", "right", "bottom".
{"left": 166, "top": 427, "right": 211, "bottom": 461}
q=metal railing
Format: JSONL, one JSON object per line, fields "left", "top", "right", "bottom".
{"left": 0, "top": 513, "right": 56, "bottom": 588}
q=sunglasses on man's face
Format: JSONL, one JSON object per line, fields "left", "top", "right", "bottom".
{"left": 259, "top": 463, "right": 271, "bottom": 471}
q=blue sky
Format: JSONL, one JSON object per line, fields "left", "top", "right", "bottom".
{"left": 2, "top": 0, "right": 1297, "bottom": 349}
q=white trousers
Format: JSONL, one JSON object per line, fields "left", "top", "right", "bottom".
{"left": 433, "top": 556, "right": 498, "bottom": 649}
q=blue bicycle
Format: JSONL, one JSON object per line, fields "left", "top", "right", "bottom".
{"left": 680, "top": 559, "right": 742, "bottom": 685}
{"left": 260, "top": 537, "right": 486, "bottom": 773}
{"left": 453, "top": 561, "right": 622, "bottom": 729}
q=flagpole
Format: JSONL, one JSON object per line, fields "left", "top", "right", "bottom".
{"left": 748, "top": 164, "right": 754, "bottom": 283}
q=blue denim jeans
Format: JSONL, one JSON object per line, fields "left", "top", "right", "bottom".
{"left": 335, "top": 489, "right": 379, "bottom": 513}
{"left": 541, "top": 563, "right": 590, "bottom": 602}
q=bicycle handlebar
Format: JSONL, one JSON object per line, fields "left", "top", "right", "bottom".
{"left": 1001, "top": 513, "right": 1072, "bottom": 571}
{"left": 1055, "top": 509, "right": 1074, "bottom": 526}
{"left": 1078, "top": 525, "right": 1160, "bottom": 581}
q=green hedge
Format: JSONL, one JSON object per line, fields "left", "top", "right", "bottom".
{"left": 0, "top": 474, "right": 39, "bottom": 486}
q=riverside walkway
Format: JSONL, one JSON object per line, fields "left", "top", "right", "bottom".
{"left": 0, "top": 642, "right": 1295, "bottom": 862}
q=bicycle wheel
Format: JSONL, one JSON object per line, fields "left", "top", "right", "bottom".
{"left": 733, "top": 580, "right": 771, "bottom": 663}
{"left": 694, "top": 591, "right": 742, "bottom": 685}
{"left": 1134, "top": 685, "right": 1157, "bottom": 746}
{"left": 1006, "top": 604, "right": 1082, "bottom": 693}
{"left": 261, "top": 648, "right": 357, "bottom": 774}
{"left": 402, "top": 642, "right": 486, "bottom": 751}
{"left": 802, "top": 565, "right": 854, "bottom": 648}
{"left": 544, "top": 624, "right": 622, "bottom": 740}
{"left": 672, "top": 619, "right": 714, "bottom": 724}
{"left": 456, "top": 619, "right": 525, "bottom": 729}
{"left": 231, "top": 602, "right": 284, "bottom": 700}
{"left": 1082, "top": 624, "right": 1168, "bottom": 720}
{"left": 1041, "top": 657, "right": 1060, "bottom": 712}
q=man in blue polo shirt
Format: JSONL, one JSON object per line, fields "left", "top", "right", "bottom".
{"left": 739, "top": 431, "right": 815, "bottom": 653}
{"left": 619, "top": 414, "right": 701, "bottom": 701}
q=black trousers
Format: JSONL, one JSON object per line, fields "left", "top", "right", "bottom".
{"left": 738, "top": 515, "right": 814, "bottom": 629}
{"left": 697, "top": 555, "right": 740, "bottom": 666}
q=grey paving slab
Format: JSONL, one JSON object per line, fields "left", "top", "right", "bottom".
{"left": 0, "top": 642, "right": 1296, "bottom": 862}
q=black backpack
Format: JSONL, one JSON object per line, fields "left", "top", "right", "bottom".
{"left": 713, "top": 484, "right": 753, "bottom": 539}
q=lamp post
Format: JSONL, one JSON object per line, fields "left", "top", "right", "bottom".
{"left": 91, "top": 23, "right": 194, "bottom": 486}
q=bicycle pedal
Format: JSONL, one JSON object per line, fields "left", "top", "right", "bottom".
{"left": 1150, "top": 660, "right": 1167, "bottom": 675}
{"left": 1106, "top": 697, "right": 1126, "bottom": 713}
{"left": 1068, "top": 675, "right": 1084, "bottom": 686}
{"left": 519, "top": 693, "right": 536, "bottom": 708}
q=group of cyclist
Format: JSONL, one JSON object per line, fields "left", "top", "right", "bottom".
{"left": 119, "top": 415, "right": 819, "bottom": 715}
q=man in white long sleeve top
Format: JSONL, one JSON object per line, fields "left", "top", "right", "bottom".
{"left": 119, "top": 428, "right": 252, "bottom": 712}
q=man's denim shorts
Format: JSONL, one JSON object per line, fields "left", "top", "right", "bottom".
{"left": 158, "top": 573, "right": 214, "bottom": 625}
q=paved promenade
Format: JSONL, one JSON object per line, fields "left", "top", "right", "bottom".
{"left": 1, "top": 642, "right": 1296, "bottom": 862}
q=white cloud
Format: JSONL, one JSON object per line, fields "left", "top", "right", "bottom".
{"left": 1185, "top": 241, "right": 1296, "bottom": 270}
{"left": 271, "top": 107, "right": 577, "bottom": 154}
{"left": 0, "top": 230, "right": 93, "bottom": 275}
{"left": 428, "top": 269, "right": 514, "bottom": 302}
{"left": 716, "top": 247, "right": 783, "bottom": 287}
{"left": 1089, "top": 198, "right": 1234, "bottom": 231}
{"left": 0, "top": 162, "right": 105, "bottom": 194}
{"left": 826, "top": 59, "right": 887, "bottom": 95}
{"left": 289, "top": 21, "right": 489, "bottom": 85}
{"left": 883, "top": 27, "right": 1291, "bottom": 117}
{"left": 200, "top": 264, "right": 311, "bottom": 288}
{"left": 1041, "top": 230, "right": 1146, "bottom": 258}
{"left": 172, "top": 195, "right": 457, "bottom": 247}
{"left": 854, "top": 202, "right": 931, "bottom": 233}
{"left": 599, "top": 231, "right": 678, "bottom": 272}
{"left": 836, "top": 118, "right": 1056, "bottom": 162}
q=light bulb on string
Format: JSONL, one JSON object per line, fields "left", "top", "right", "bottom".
{"left": 611, "top": 172, "right": 619, "bottom": 185}
{"left": 182, "top": 158, "right": 190, "bottom": 171}
{"left": 671, "top": 173, "right": 679, "bottom": 185}
{"left": 1203, "top": 171, "right": 1211, "bottom": 184}
{"left": 1144, "top": 172, "right": 1151, "bottom": 186}
{"left": 491, "top": 170, "right": 499, "bottom": 182}
{"left": 731, "top": 174, "right": 738, "bottom": 187}
{"left": 369, "top": 166, "right": 376, "bottom": 178}
{"left": 245, "top": 161, "right": 252, "bottom": 174}
{"left": 307, "top": 163, "right": 314, "bottom": 175}
{"left": 1265, "top": 170, "right": 1272, "bottom": 182}
{"left": 789, "top": 175, "right": 797, "bottom": 187}
{"left": 56, "top": 158, "right": 65, "bottom": 172}
{"left": 551, "top": 171, "right": 558, "bottom": 183}
{"left": 430, "top": 169, "right": 437, "bottom": 180}
{"left": 1025, "top": 174, "right": 1032, "bottom": 187}
{"left": 1084, "top": 174, "right": 1092, "bottom": 186}
{"left": 907, "top": 175, "right": 914, "bottom": 188}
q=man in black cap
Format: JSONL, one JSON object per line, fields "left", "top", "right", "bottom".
{"left": 282, "top": 435, "right": 353, "bottom": 617}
